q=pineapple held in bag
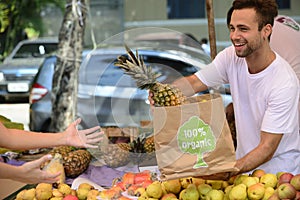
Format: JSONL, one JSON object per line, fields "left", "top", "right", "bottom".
{"left": 114, "top": 44, "right": 186, "bottom": 107}
{"left": 43, "top": 153, "right": 65, "bottom": 184}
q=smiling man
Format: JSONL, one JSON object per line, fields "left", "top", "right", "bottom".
{"left": 150, "top": 0, "right": 300, "bottom": 178}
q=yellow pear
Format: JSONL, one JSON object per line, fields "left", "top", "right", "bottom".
{"left": 22, "top": 188, "right": 36, "bottom": 200}
{"left": 242, "top": 176, "right": 259, "bottom": 188}
{"left": 77, "top": 188, "right": 90, "bottom": 200}
{"left": 234, "top": 174, "right": 249, "bottom": 185}
{"left": 206, "top": 180, "right": 224, "bottom": 190}
{"left": 162, "top": 179, "right": 182, "bottom": 194}
{"left": 247, "top": 183, "right": 265, "bottom": 200}
{"left": 228, "top": 183, "right": 247, "bottom": 200}
{"left": 262, "top": 186, "right": 275, "bottom": 200}
{"left": 58, "top": 183, "right": 72, "bottom": 196}
{"left": 146, "top": 181, "right": 163, "bottom": 199}
{"left": 259, "top": 173, "right": 278, "bottom": 188}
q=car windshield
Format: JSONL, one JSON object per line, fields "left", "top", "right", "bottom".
{"left": 13, "top": 43, "right": 58, "bottom": 58}
{"left": 83, "top": 53, "right": 199, "bottom": 87}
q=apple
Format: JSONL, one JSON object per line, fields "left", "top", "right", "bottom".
{"left": 259, "top": 173, "right": 278, "bottom": 188}
{"left": 277, "top": 172, "right": 294, "bottom": 186}
{"left": 251, "top": 169, "right": 266, "bottom": 179}
{"left": 277, "top": 183, "right": 296, "bottom": 199}
{"left": 247, "top": 182, "right": 265, "bottom": 200}
{"left": 295, "top": 191, "right": 300, "bottom": 200}
{"left": 63, "top": 194, "right": 79, "bottom": 200}
{"left": 290, "top": 174, "right": 300, "bottom": 190}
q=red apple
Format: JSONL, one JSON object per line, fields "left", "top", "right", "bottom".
{"left": 277, "top": 183, "right": 297, "bottom": 199}
{"left": 63, "top": 194, "right": 79, "bottom": 200}
{"left": 291, "top": 174, "right": 300, "bottom": 191}
{"left": 295, "top": 191, "right": 300, "bottom": 200}
{"left": 277, "top": 172, "right": 294, "bottom": 186}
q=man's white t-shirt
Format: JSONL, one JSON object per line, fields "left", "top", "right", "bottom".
{"left": 195, "top": 45, "right": 300, "bottom": 174}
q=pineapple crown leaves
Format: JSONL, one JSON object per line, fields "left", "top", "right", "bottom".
{"left": 114, "top": 44, "right": 162, "bottom": 89}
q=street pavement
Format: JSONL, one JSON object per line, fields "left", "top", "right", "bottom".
{"left": 0, "top": 103, "right": 29, "bottom": 130}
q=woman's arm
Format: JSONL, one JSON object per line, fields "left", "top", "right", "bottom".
{"left": 0, "top": 118, "right": 103, "bottom": 150}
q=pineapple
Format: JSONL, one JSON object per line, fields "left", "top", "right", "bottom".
{"left": 63, "top": 149, "right": 91, "bottom": 178}
{"left": 144, "top": 136, "right": 155, "bottom": 153}
{"left": 114, "top": 44, "right": 186, "bottom": 106}
{"left": 45, "top": 146, "right": 92, "bottom": 178}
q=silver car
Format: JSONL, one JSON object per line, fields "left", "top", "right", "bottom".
{"left": 0, "top": 38, "right": 58, "bottom": 102}
{"left": 29, "top": 43, "right": 217, "bottom": 131}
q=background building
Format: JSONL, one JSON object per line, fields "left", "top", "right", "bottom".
{"left": 41, "top": 0, "right": 300, "bottom": 52}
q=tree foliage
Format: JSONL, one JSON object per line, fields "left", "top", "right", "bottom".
{"left": 0, "top": 0, "right": 65, "bottom": 58}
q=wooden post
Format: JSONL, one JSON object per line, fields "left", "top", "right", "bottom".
{"left": 206, "top": 0, "right": 217, "bottom": 59}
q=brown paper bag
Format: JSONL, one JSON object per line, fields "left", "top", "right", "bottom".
{"left": 153, "top": 93, "right": 239, "bottom": 180}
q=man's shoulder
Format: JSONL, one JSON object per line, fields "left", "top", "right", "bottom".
{"left": 274, "top": 15, "right": 300, "bottom": 32}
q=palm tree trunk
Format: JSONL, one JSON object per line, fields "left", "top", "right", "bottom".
{"left": 50, "top": 0, "right": 87, "bottom": 132}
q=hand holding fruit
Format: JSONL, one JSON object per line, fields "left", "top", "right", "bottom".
{"left": 11, "top": 154, "right": 61, "bottom": 184}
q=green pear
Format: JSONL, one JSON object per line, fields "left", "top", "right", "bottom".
{"left": 205, "top": 189, "right": 224, "bottom": 200}
{"left": 197, "top": 183, "right": 212, "bottom": 200}
{"left": 234, "top": 174, "right": 249, "bottom": 185}
{"left": 228, "top": 183, "right": 247, "bottom": 200}
{"left": 179, "top": 184, "right": 199, "bottom": 200}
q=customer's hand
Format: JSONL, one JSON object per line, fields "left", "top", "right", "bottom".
{"left": 64, "top": 118, "right": 103, "bottom": 148}
{"left": 15, "top": 155, "right": 61, "bottom": 184}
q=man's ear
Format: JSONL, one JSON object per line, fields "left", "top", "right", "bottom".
{"left": 263, "top": 24, "right": 273, "bottom": 39}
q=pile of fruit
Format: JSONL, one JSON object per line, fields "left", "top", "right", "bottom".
{"left": 99, "top": 169, "right": 300, "bottom": 200}
{"left": 15, "top": 182, "right": 100, "bottom": 200}
{"left": 14, "top": 169, "right": 300, "bottom": 200}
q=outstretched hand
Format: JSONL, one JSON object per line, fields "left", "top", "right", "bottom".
{"left": 64, "top": 118, "right": 103, "bottom": 149}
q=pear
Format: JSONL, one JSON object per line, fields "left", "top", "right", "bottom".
{"left": 35, "top": 188, "right": 53, "bottom": 200}
{"left": 22, "top": 188, "right": 36, "bottom": 200}
{"left": 161, "top": 193, "right": 177, "bottom": 200}
{"left": 179, "top": 184, "right": 199, "bottom": 200}
{"left": 242, "top": 176, "right": 259, "bottom": 188}
{"left": 259, "top": 173, "right": 278, "bottom": 188}
{"left": 162, "top": 179, "right": 182, "bottom": 194}
{"left": 228, "top": 183, "right": 247, "bottom": 200}
{"left": 58, "top": 183, "right": 72, "bottom": 196}
{"left": 146, "top": 181, "right": 163, "bottom": 199}
{"left": 78, "top": 183, "right": 94, "bottom": 190}
{"left": 233, "top": 174, "right": 249, "bottom": 185}
{"left": 247, "top": 183, "right": 265, "bottom": 200}
{"left": 206, "top": 189, "right": 224, "bottom": 200}
{"left": 52, "top": 189, "right": 63, "bottom": 197}
{"left": 76, "top": 188, "right": 89, "bottom": 200}
{"left": 87, "top": 189, "right": 100, "bottom": 200}
{"left": 262, "top": 186, "right": 275, "bottom": 200}
{"left": 191, "top": 177, "right": 205, "bottom": 186}
{"left": 16, "top": 189, "right": 27, "bottom": 200}
{"left": 180, "top": 177, "right": 192, "bottom": 189}
{"left": 197, "top": 183, "right": 212, "bottom": 200}
{"left": 206, "top": 180, "right": 224, "bottom": 190}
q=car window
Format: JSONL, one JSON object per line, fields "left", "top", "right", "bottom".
{"left": 83, "top": 53, "right": 199, "bottom": 87}
{"left": 13, "top": 43, "right": 58, "bottom": 58}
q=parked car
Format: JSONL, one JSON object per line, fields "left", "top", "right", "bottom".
{"left": 29, "top": 42, "right": 231, "bottom": 132}
{"left": 0, "top": 38, "right": 58, "bottom": 102}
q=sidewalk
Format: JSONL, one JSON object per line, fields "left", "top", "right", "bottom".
{"left": 0, "top": 103, "right": 29, "bottom": 130}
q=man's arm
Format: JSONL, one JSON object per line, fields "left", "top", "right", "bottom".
{"left": 172, "top": 74, "right": 208, "bottom": 97}
{"left": 233, "top": 131, "right": 283, "bottom": 175}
